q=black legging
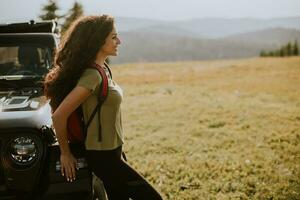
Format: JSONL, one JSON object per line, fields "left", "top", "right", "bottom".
{"left": 85, "top": 146, "right": 163, "bottom": 200}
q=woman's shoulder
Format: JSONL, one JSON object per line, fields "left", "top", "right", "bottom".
{"left": 77, "top": 68, "right": 102, "bottom": 91}
{"left": 83, "top": 67, "right": 100, "bottom": 75}
{"left": 81, "top": 68, "right": 102, "bottom": 81}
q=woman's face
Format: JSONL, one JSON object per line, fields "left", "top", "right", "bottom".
{"left": 101, "top": 26, "right": 121, "bottom": 56}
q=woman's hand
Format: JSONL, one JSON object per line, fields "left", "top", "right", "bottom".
{"left": 51, "top": 86, "right": 92, "bottom": 182}
{"left": 60, "top": 152, "right": 77, "bottom": 182}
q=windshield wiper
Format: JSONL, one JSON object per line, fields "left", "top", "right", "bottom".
{"left": 0, "top": 75, "right": 43, "bottom": 80}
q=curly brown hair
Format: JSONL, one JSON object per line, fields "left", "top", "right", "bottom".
{"left": 44, "top": 15, "right": 114, "bottom": 109}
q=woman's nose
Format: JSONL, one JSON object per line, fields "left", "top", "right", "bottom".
{"left": 117, "top": 37, "right": 121, "bottom": 45}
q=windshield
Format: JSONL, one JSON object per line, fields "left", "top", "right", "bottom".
{"left": 0, "top": 44, "right": 52, "bottom": 77}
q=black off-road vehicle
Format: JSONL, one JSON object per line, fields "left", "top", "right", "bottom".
{"left": 0, "top": 20, "right": 106, "bottom": 200}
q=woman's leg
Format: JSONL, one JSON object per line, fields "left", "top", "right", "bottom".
{"left": 118, "top": 158, "right": 163, "bottom": 200}
{"left": 85, "top": 146, "right": 163, "bottom": 200}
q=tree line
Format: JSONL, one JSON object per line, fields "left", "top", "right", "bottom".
{"left": 260, "top": 40, "right": 299, "bottom": 57}
{"left": 39, "top": 0, "right": 84, "bottom": 35}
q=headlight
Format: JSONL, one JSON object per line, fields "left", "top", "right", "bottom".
{"left": 9, "top": 137, "right": 37, "bottom": 165}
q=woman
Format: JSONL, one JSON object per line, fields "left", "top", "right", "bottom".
{"left": 44, "top": 15, "right": 162, "bottom": 200}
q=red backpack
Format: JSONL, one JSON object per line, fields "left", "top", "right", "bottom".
{"left": 66, "top": 63, "right": 111, "bottom": 143}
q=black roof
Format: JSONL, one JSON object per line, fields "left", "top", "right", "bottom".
{"left": 0, "top": 20, "right": 58, "bottom": 34}
{"left": 0, "top": 34, "right": 58, "bottom": 48}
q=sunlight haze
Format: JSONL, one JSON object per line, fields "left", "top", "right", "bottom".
{"left": 0, "top": 0, "right": 300, "bottom": 22}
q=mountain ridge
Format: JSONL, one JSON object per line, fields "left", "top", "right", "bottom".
{"left": 111, "top": 17, "right": 300, "bottom": 64}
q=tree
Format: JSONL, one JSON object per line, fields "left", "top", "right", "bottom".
{"left": 39, "top": 0, "right": 61, "bottom": 21}
{"left": 286, "top": 42, "right": 292, "bottom": 56}
{"left": 260, "top": 50, "right": 267, "bottom": 57}
{"left": 274, "top": 50, "right": 280, "bottom": 57}
{"left": 259, "top": 40, "right": 300, "bottom": 57}
{"left": 280, "top": 44, "right": 288, "bottom": 57}
{"left": 61, "top": 2, "right": 84, "bottom": 34}
{"left": 293, "top": 40, "right": 299, "bottom": 56}
{"left": 279, "top": 47, "right": 285, "bottom": 57}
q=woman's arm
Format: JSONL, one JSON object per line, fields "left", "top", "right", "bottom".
{"left": 52, "top": 86, "right": 92, "bottom": 182}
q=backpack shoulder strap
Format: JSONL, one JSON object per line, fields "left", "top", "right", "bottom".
{"left": 85, "top": 63, "right": 112, "bottom": 141}
{"left": 84, "top": 63, "right": 109, "bottom": 129}
{"left": 92, "top": 63, "right": 109, "bottom": 101}
{"left": 104, "top": 61, "right": 112, "bottom": 79}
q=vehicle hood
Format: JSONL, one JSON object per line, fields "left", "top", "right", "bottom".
{"left": 0, "top": 91, "right": 52, "bottom": 128}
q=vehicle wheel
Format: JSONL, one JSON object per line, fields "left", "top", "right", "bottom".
{"left": 92, "top": 173, "right": 108, "bottom": 200}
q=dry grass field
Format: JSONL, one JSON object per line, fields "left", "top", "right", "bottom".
{"left": 112, "top": 57, "right": 300, "bottom": 200}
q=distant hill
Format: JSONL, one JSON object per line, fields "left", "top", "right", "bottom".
{"left": 169, "top": 17, "right": 300, "bottom": 38}
{"left": 111, "top": 17, "right": 300, "bottom": 64}
{"left": 116, "top": 16, "right": 300, "bottom": 38}
{"left": 223, "top": 28, "right": 300, "bottom": 46}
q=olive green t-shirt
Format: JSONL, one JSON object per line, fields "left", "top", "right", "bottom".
{"left": 76, "top": 67, "right": 124, "bottom": 150}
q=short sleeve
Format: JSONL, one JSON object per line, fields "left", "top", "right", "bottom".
{"left": 76, "top": 68, "right": 102, "bottom": 92}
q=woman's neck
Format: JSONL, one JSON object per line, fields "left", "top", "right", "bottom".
{"left": 94, "top": 52, "right": 107, "bottom": 67}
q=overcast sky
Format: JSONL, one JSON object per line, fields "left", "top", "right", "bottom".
{"left": 1, "top": 0, "right": 300, "bottom": 22}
